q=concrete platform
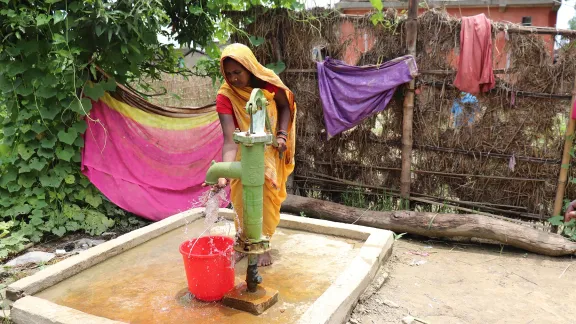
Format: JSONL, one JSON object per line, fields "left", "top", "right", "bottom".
{"left": 7, "top": 208, "right": 394, "bottom": 324}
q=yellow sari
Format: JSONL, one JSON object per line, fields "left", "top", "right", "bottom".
{"left": 217, "top": 43, "right": 296, "bottom": 238}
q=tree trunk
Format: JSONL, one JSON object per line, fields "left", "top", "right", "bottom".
{"left": 281, "top": 195, "right": 576, "bottom": 257}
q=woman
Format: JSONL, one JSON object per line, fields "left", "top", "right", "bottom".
{"left": 213, "top": 43, "right": 296, "bottom": 266}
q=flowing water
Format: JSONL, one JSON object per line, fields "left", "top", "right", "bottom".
{"left": 185, "top": 189, "right": 233, "bottom": 258}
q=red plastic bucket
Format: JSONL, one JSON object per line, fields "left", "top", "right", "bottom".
{"left": 179, "top": 236, "right": 235, "bottom": 302}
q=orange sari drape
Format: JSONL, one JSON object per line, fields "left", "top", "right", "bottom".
{"left": 217, "top": 43, "right": 296, "bottom": 237}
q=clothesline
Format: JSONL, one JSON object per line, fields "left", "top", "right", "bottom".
{"left": 338, "top": 13, "right": 576, "bottom": 37}
{"left": 285, "top": 68, "right": 511, "bottom": 75}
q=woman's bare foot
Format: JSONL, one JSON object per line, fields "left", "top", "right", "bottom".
{"left": 257, "top": 252, "right": 273, "bottom": 267}
{"left": 235, "top": 251, "right": 245, "bottom": 263}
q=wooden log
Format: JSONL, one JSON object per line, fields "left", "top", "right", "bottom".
{"left": 281, "top": 194, "right": 576, "bottom": 257}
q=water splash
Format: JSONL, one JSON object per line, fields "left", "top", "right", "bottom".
{"left": 199, "top": 189, "right": 227, "bottom": 228}
{"left": 185, "top": 189, "right": 232, "bottom": 258}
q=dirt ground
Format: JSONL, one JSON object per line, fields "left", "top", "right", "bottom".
{"left": 351, "top": 237, "right": 576, "bottom": 324}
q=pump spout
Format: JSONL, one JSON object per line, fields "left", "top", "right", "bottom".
{"left": 204, "top": 161, "right": 242, "bottom": 185}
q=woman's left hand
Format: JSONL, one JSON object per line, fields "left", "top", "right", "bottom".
{"left": 276, "top": 137, "right": 287, "bottom": 153}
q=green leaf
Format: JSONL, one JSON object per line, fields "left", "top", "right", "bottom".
{"left": 20, "top": 124, "right": 32, "bottom": 134}
{"left": 29, "top": 157, "right": 47, "bottom": 171}
{"left": 84, "top": 83, "right": 105, "bottom": 101}
{"left": 79, "top": 176, "right": 91, "bottom": 188}
{"left": 0, "top": 143, "right": 9, "bottom": 156}
{"left": 39, "top": 173, "right": 63, "bottom": 188}
{"left": 37, "top": 148, "right": 54, "bottom": 159}
{"left": 548, "top": 215, "right": 565, "bottom": 226}
{"left": 18, "top": 161, "right": 31, "bottom": 173}
{"left": 72, "top": 120, "right": 87, "bottom": 134}
{"left": 16, "top": 85, "right": 34, "bottom": 96}
{"left": 52, "top": 226, "right": 66, "bottom": 237}
{"left": 0, "top": 167, "right": 18, "bottom": 187}
{"left": 53, "top": 10, "right": 66, "bottom": 24}
{"left": 85, "top": 192, "right": 103, "bottom": 208}
{"left": 73, "top": 136, "right": 85, "bottom": 148}
{"left": 53, "top": 33, "right": 66, "bottom": 44}
{"left": 32, "top": 199, "right": 48, "bottom": 209}
{"left": 38, "top": 106, "right": 60, "bottom": 120}
{"left": 6, "top": 63, "right": 26, "bottom": 77}
{"left": 41, "top": 136, "right": 57, "bottom": 148}
{"left": 57, "top": 130, "right": 77, "bottom": 145}
{"left": 36, "top": 85, "right": 57, "bottom": 99}
{"left": 30, "top": 216, "right": 44, "bottom": 227}
{"left": 7, "top": 182, "right": 22, "bottom": 193}
{"left": 52, "top": 163, "right": 71, "bottom": 178}
{"left": 370, "top": 11, "right": 384, "bottom": 26}
{"left": 265, "top": 61, "right": 286, "bottom": 75}
{"left": 72, "top": 151, "right": 81, "bottom": 163}
{"left": 189, "top": 5, "right": 204, "bottom": 15}
{"left": 100, "top": 78, "right": 116, "bottom": 91}
{"left": 13, "top": 204, "right": 32, "bottom": 216}
{"left": 32, "top": 187, "right": 45, "bottom": 198}
{"left": 36, "top": 14, "right": 52, "bottom": 26}
{"left": 66, "top": 221, "right": 81, "bottom": 232}
{"left": 70, "top": 98, "right": 93, "bottom": 115}
{"left": 31, "top": 123, "right": 47, "bottom": 134}
{"left": 64, "top": 174, "right": 76, "bottom": 184}
{"left": 17, "top": 144, "right": 35, "bottom": 161}
{"left": 0, "top": 75, "right": 14, "bottom": 93}
{"left": 46, "top": 0, "right": 62, "bottom": 3}
{"left": 205, "top": 43, "right": 221, "bottom": 59}
{"left": 17, "top": 173, "right": 36, "bottom": 188}
{"left": 5, "top": 46, "right": 21, "bottom": 56}
{"left": 369, "top": 0, "right": 383, "bottom": 11}
{"left": 249, "top": 36, "right": 265, "bottom": 47}
{"left": 56, "top": 146, "right": 75, "bottom": 161}
{"left": 3, "top": 125, "right": 16, "bottom": 137}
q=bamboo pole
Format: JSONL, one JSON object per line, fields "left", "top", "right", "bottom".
{"left": 552, "top": 76, "right": 576, "bottom": 229}
{"left": 400, "top": 0, "right": 418, "bottom": 200}
{"left": 497, "top": 25, "right": 576, "bottom": 37}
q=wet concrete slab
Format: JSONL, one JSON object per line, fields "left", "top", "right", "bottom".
{"left": 35, "top": 218, "right": 364, "bottom": 324}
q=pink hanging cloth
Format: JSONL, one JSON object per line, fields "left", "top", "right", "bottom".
{"left": 454, "top": 14, "right": 496, "bottom": 94}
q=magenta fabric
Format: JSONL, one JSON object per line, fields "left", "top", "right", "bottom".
{"left": 81, "top": 100, "right": 228, "bottom": 221}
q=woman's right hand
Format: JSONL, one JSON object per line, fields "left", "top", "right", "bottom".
{"left": 565, "top": 200, "right": 576, "bottom": 222}
{"left": 201, "top": 178, "right": 229, "bottom": 191}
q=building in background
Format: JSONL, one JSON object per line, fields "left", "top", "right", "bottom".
{"left": 336, "top": 0, "right": 561, "bottom": 66}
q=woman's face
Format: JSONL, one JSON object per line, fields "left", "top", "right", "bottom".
{"left": 223, "top": 58, "right": 250, "bottom": 88}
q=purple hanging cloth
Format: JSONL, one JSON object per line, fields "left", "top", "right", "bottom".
{"left": 317, "top": 56, "right": 418, "bottom": 138}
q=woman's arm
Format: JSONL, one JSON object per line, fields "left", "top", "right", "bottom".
{"left": 205, "top": 113, "right": 237, "bottom": 190}
{"left": 274, "top": 90, "right": 291, "bottom": 132}
{"left": 219, "top": 113, "right": 238, "bottom": 163}
{"left": 274, "top": 90, "right": 291, "bottom": 153}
